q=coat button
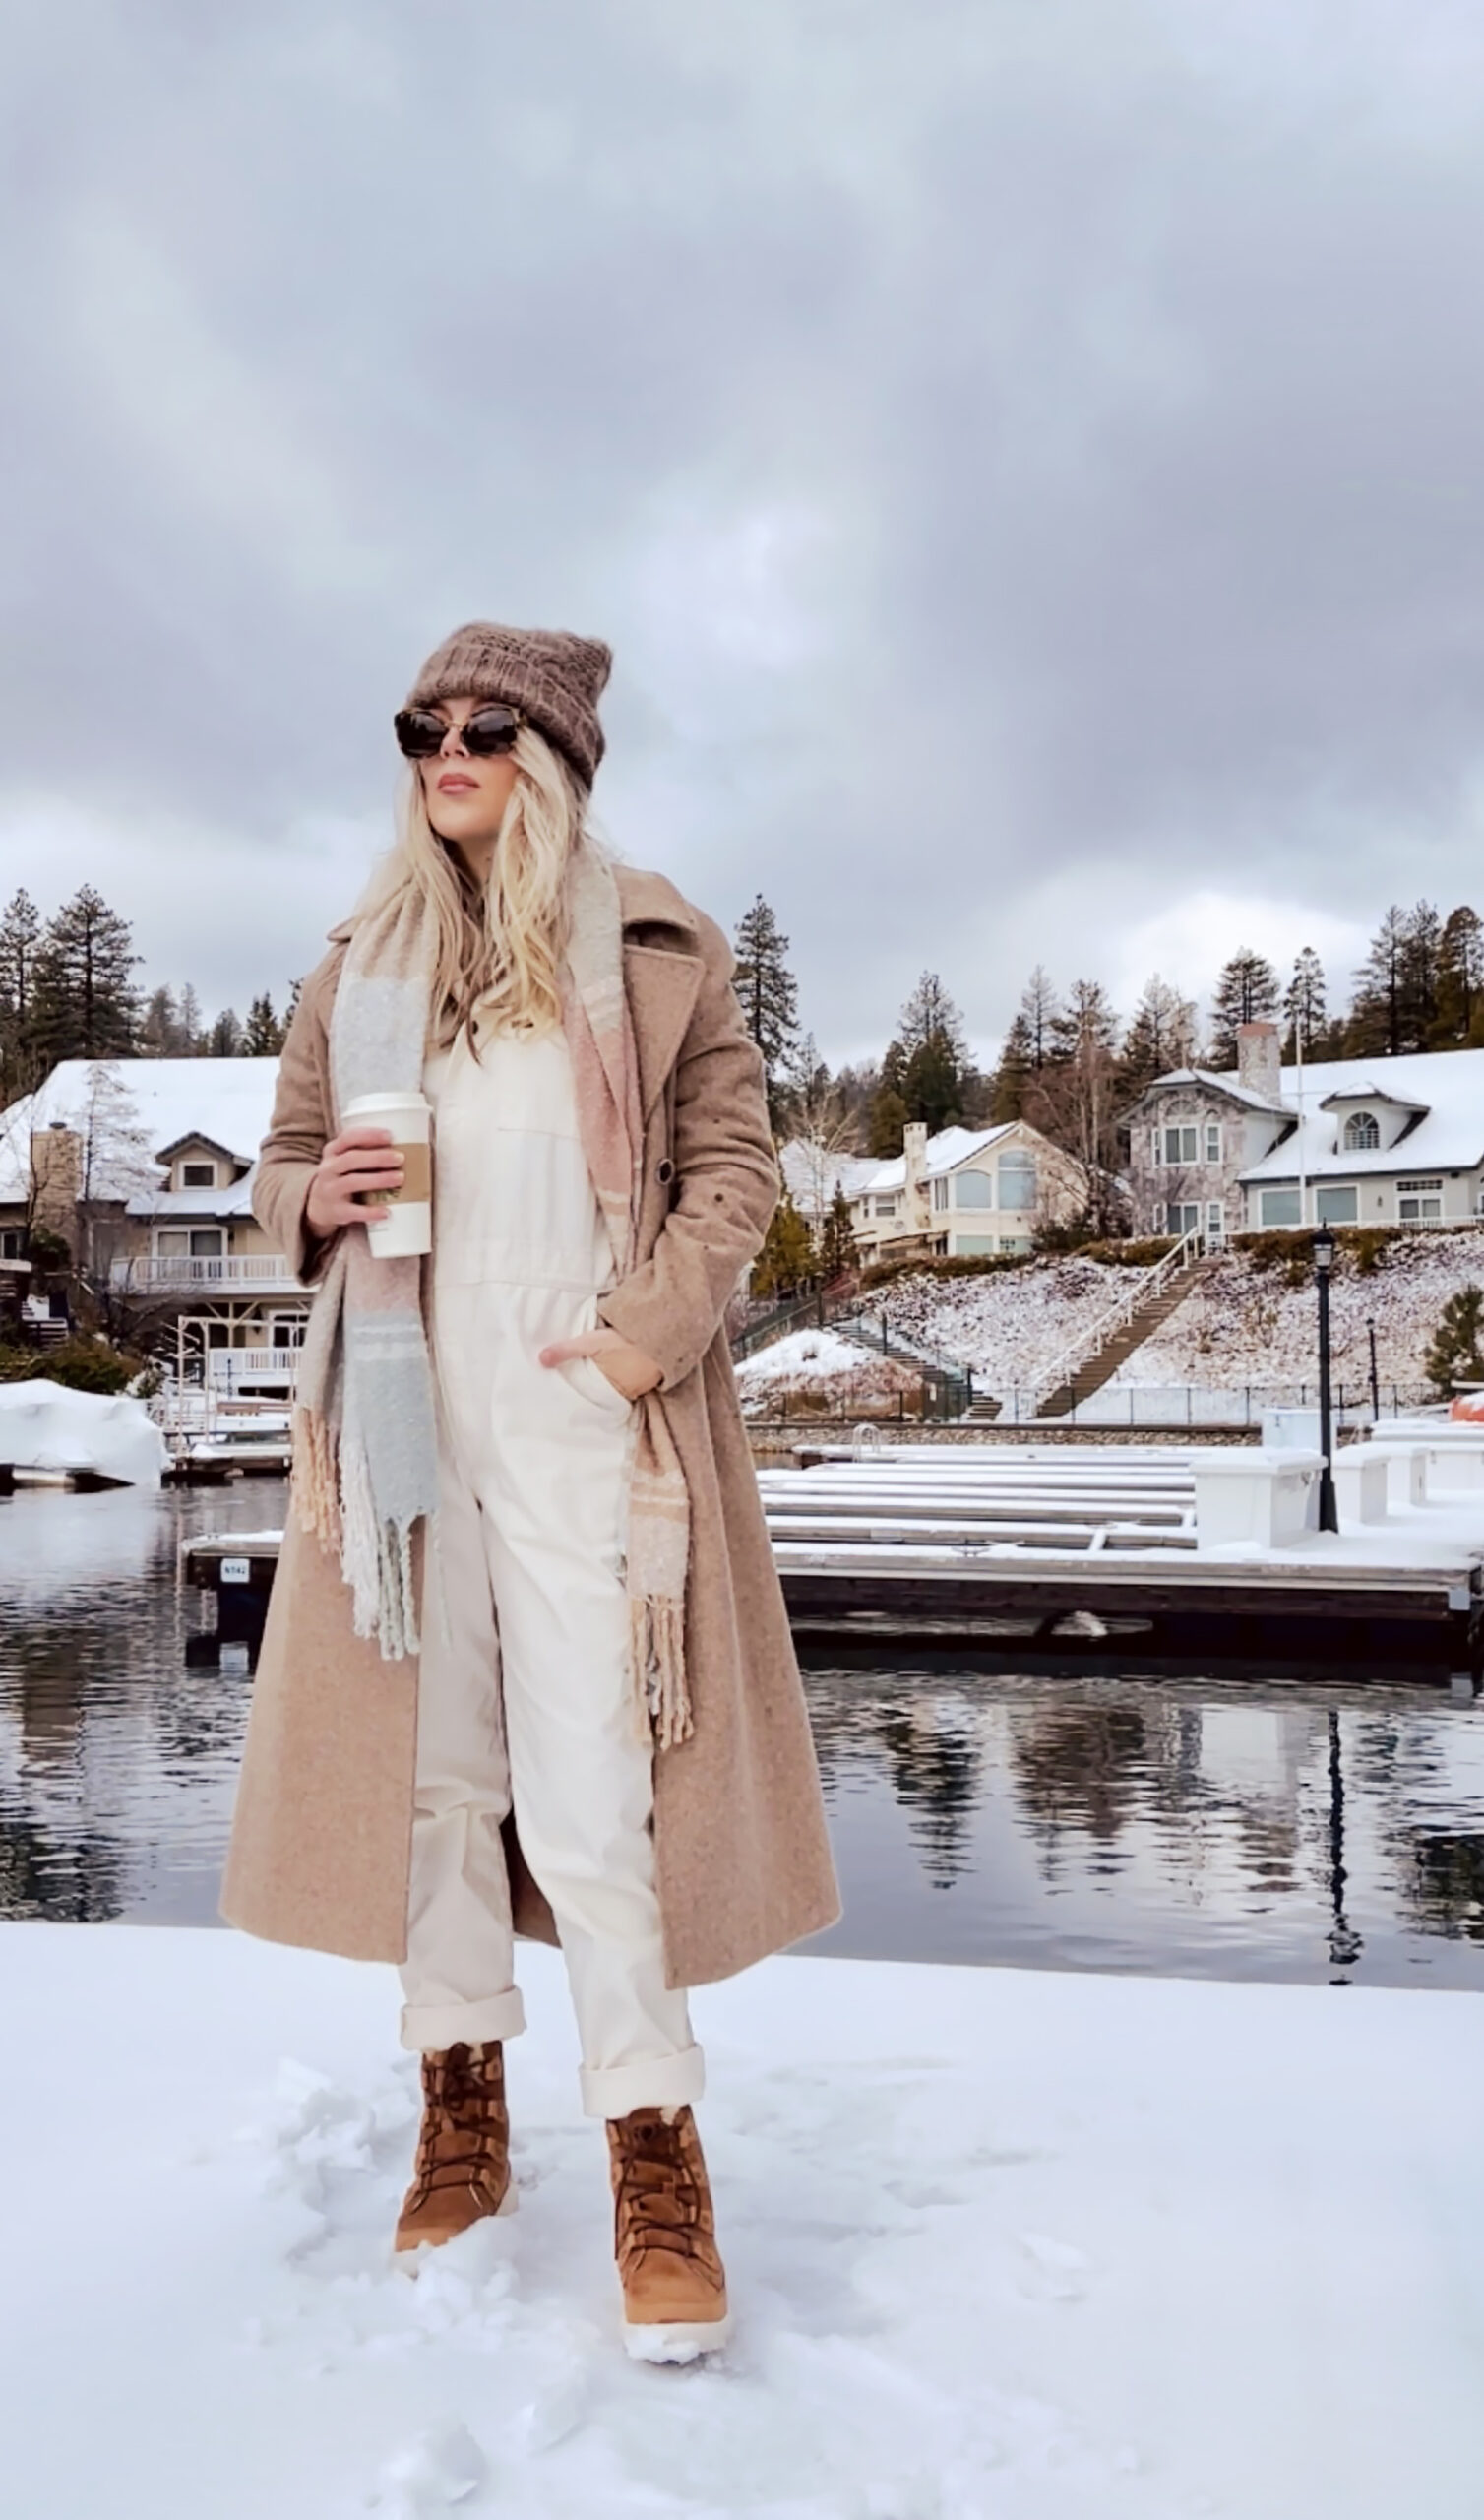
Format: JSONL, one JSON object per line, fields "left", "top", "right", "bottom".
{"left": 656, "top": 1158, "right": 675, "bottom": 1185}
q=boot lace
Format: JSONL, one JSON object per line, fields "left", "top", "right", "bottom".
{"left": 409, "top": 2042, "right": 508, "bottom": 2205}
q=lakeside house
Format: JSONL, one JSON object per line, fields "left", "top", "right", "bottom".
{"left": 1124, "top": 1024, "right": 1484, "bottom": 1241}
{"left": 0, "top": 1058, "right": 304, "bottom": 1388}
{"left": 780, "top": 1118, "right": 1085, "bottom": 1268}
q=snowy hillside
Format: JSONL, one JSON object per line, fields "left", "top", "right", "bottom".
{"left": 1113, "top": 1228, "right": 1484, "bottom": 1394}
{"left": 734, "top": 1326, "right": 920, "bottom": 1417}
{"left": 858, "top": 1231, "right": 1484, "bottom": 1402}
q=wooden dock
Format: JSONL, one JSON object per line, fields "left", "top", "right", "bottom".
{"left": 182, "top": 1435, "right": 1484, "bottom": 1684}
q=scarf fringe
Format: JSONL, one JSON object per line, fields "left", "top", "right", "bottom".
{"left": 292, "top": 1403, "right": 418, "bottom": 1661}
{"left": 292, "top": 1406, "right": 341, "bottom": 1553}
{"left": 630, "top": 1594, "right": 693, "bottom": 1751}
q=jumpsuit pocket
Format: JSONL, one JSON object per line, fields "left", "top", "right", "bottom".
{"left": 563, "top": 1353, "right": 638, "bottom": 1418}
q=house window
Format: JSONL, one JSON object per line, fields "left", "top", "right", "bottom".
{"left": 1206, "top": 1203, "right": 1225, "bottom": 1243}
{"left": 873, "top": 1195, "right": 897, "bottom": 1218}
{"left": 953, "top": 1235, "right": 997, "bottom": 1257}
{"left": 270, "top": 1316, "right": 306, "bottom": 1349}
{"left": 998, "top": 1155, "right": 1037, "bottom": 1210}
{"left": 189, "top": 1229, "right": 225, "bottom": 1258}
{"left": 1205, "top": 1123, "right": 1222, "bottom": 1165}
{"left": 1260, "top": 1189, "right": 1302, "bottom": 1227}
{"left": 954, "top": 1169, "right": 994, "bottom": 1208}
{"left": 1167, "top": 1203, "right": 1201, "bottom": 1236}
{"left": 1398, "top": 1177, "right": 1444, "bottom": 1223}
{"left": 932, "top": 1177, "right": 950, "bottom": 1211}
{"left": 1343, "top": 1112, "right": 1380, "bottom": 1151}
{"left": 156, "top": 1228, "right": 189, "bottom": 1256}
{"left": 180, "top": 1160, "right": 216, "bottom": 1188}
{"left": 0, "top": 1228, "right": 22, "bottom": 1259}
{"left": 1316, "top": 1185, "right": 1358, "bottom": 1225}
{"left": 1162, "top": 1125, "right": 1199, "bottom": 1166}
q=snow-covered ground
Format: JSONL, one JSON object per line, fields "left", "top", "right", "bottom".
{"left": 868, "top": 1260, "right": 1133, "bottom": 1402}
{"left": 866, "top": 1232, "right": 1484, "bottom": 1406}
{"left": 4, "top": 1923, "right": 1480, "bottom": 2519}
{"left": 734, "top": 1326, "right": 919, "bottom": 1417}
{"left": 1117, "top": 1229, "right": 1484, "bottom": 1395}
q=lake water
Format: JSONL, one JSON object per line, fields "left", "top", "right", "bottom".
{"left": 3, "top": 1479, "right": 1484, "bottom": 1988}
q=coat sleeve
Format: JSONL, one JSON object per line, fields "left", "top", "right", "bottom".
{"left": 597, "top": 912, "right": 779, "bottom": 1390}
{"left": 251, "top": 945, "right": 344, "bottom": 1286}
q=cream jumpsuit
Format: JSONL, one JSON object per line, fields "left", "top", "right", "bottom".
{"left": 397, "top": 1009, "right": 704, "bottom": 2121}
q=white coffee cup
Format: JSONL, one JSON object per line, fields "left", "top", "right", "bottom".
{"left": 342, "top": 1091, "right": 433, "bottom": 1259}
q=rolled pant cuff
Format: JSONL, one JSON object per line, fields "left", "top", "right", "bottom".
{"left": 400, "top": 1986, "right": 527, "bottom": 2054}
{"left": 580, "top": 2042, "right": 706, "bottom": 2122}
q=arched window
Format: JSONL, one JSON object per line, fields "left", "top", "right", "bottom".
{"left": 954, "top": 1169, "right": 994, "bottom": 1209}
{"left": 1343, "top": 1111, "right": 1380, "bottom": 1151}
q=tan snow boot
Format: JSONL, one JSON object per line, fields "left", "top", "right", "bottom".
{"left": 394, "top": 2040, "right": 515, "bottom": 2258}
{"left": 606, "top": 2105, "right": 731, "bottom": 2360}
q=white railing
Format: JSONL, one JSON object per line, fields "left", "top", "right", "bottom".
{"left": 1028, "top": 1226, "right": 1207, "bottom": 1414}
{"left": 207, "top": 1347, "right": 303, "bottom": 1389}
{"left": 111, "top": 1255, "right": 303, "bottom": 1290}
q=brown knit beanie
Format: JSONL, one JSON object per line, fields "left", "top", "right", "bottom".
{"left": 405, "top": 621, "right": 612, "bottom": 789}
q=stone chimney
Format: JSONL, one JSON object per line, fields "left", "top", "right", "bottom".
{"left": 902, "top": 1121, "right": 931, "bottom": 1234}
{"left": 1236, "top": 1021, "right": 1281, "bottom": 1104}
{"left": 31, "top": 1123, "right": 81, "bottom": 1254}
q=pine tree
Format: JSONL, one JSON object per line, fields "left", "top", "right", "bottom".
{"left": 1121, "top": 976, "right": 1198, "bottom": 1096}
{"left": 989, "top": 1011, "right": 1035, "bottom": 1121}
{"left": 1208, "top": 949, "right": 1279, "bottom": 1068}
{"left": 732, "top": 896, "right": 800, "bottom": 1134}
{"left": 0, "top": 888, "right": 45, "bottom": 1100}
{"left": 819, "top": 1184, "right": 858, "bottom": 1282}
{"left": 32, "top": 887, "right": 140, "bottom": 1063}
{"left": 1347, "top": 906, "right": 1409, "bottom": 1056}
{"left": 867, "top": 1082, "right": 908, "bottom": 1158}
{"left": 1398, "top": 900, "right": 1443, "bottom": 1051}
{"left": 1425, "top": 1285, "right": 1484, "bottom": 1397}
{"left": 138, "top": 985, "right": 182, "bottom": 1056}
{"left": 208, "top": 1007, "right": 244, "bottom": 1057}
{"left": 1282, "top": 948, "right": 1328, "bottom": 1056}
{"left": 242, "top": 992, "right": 285, "bottom": 1055}
{"left": 1435, "top": 907, "right": 1484, "bottom": 1045}
{"left": 752, "top": 1192, "right": 816, "bottom": 1301}
{"left": 896, "top": 972, "right": 969, "bottom": 1133}
{"left": 1017, "top": 968, "right": 1060, "bottom": 1070}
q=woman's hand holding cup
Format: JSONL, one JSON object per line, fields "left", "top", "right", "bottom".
{"left": 306, "top": 1128, "right": 404, "bottom": 1237}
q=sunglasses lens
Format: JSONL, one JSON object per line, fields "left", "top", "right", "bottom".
{"left": 394, "top": 708, "right": 446, "bottom": 758}
{"left": 463, "top": 706, "right": 521, "bottom": 755}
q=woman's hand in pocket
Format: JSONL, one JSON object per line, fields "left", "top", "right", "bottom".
{"left": 537, "top": 1325, "right": 662, "bottom": 1401}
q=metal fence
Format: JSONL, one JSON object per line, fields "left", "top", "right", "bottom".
{"left": 989, "top": 1380, "right": 1438, "bottom": 1428}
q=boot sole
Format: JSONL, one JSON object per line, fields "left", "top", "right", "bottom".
{"left": 393, "top": 2180, "right": 518, "bottom": 2268}
{"left": 622, "top": 2310, "right": 732, "bottom": 2363}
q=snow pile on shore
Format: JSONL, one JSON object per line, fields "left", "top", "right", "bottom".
{"left": 1117, "top": 1228, "right": 1484, "bottom": 1393}
{"left": 3, "top": 1924, "right": 1479, "bottom": 2519}
{"left": 734, "top": 1325, "right": 918, "bottom": 1417}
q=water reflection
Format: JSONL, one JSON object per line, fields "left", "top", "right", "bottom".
{"left": 2, "top": 1483, "right": 1484, "bottom": 1984}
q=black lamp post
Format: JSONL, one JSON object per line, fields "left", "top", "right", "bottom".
{"left": 1313, "top": 1225, "right": 1338, "bottom": 1533}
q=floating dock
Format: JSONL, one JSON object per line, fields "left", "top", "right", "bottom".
{"left": 183, "top": 1435, "right": 1484, "bottom": 1685}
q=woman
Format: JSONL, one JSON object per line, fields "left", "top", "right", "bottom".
{"left": 222, "top": 622, "right": 839, "bottom": 2362}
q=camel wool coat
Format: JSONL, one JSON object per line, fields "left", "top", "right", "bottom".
{"left": 220, "top": 864, "right": 840, "bottom": 1988}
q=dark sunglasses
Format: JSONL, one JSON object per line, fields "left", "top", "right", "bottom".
{"left": 394, "top": 703, "right": 524, "bottom": 760}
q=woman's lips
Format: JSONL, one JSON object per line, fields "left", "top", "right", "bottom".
{"left": 436, "top": 773, "right": 477, "bottom": 792}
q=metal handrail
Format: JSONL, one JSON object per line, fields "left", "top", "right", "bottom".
{"left": 1028, "top": 1227, "right": 1207, "bottom": 1412}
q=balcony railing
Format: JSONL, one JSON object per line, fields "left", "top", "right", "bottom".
{"left": 206, "top": 1347, "right": 304, "bottom": 1389}
{"left": 111, "top": 1255, "right": 305, "bottom": 1290}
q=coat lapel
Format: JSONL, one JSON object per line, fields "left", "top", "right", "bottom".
{"left": 625, "top": 943, "right": 702, "bottom": 1121}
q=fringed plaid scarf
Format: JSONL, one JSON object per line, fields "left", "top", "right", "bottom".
{"left": 292, "top": 839, "right": 694, "bottom": 1749}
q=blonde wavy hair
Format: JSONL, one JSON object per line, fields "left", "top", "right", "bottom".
{"left": 357, "top": 723, "right": 587, "bottom": 1044}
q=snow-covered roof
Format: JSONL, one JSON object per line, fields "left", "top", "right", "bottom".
{"left": 0, "top": 1059, "right": 279, "bottom": 1204}
{"left": 1130, "top": 1067, "right": 1288, "bottom": 1116}
{"left": 1240, "top": 1048, "right": 1484, "bottom": 1183}
{"left": 856, "top": 1123, "right": 1018, "bottom": 1197}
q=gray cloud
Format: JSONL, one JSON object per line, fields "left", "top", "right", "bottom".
{"left": 4, "top": 0, "right": 1484, "bottom": 1057}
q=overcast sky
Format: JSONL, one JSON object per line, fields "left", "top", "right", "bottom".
{"left": 4, "top": 0, "right": 1484, "bottom": 1066}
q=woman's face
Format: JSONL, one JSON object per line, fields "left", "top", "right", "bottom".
{"left": 418, "top": 695, "right": 520, "bottom": 876}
